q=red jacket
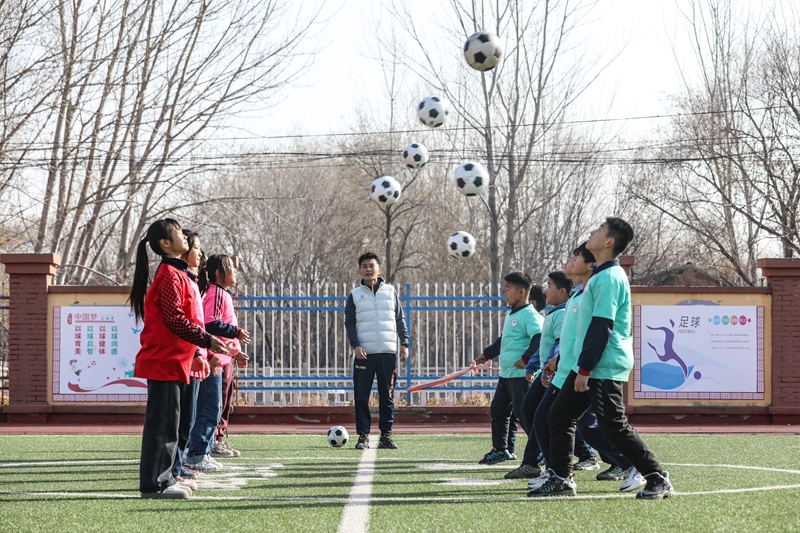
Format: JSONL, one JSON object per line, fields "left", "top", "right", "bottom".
{"left": 134, "top": 259, "right": 211, "bottom": 384}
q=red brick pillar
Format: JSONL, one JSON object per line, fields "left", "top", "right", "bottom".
{"left": 757, "top": 258, "right": 800, "bottom": 423}
{"left": 0, "top": 253, "right": 60, "bottom": 422}
{"left": 619, "top": 255, "right": 635, "bottom": 278}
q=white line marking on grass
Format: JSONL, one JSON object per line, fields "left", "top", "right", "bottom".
{"left": 662, "top": 463, "right": 800, "bottom": 475}
{"left": 418, "top": 463, "right": 512, "bottom": 471}
{"left": 0, "top": 459, "right": 139, "bottom": 468}
{"left": 436, "top": 478, "right": 517, "bottom": 486}
{"left": 337, "top": 435, "right": 378, "bottom": 533}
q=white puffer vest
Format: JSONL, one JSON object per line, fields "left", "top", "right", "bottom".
{"left": 351, "top": 283, "right": 398, "bottom": 354}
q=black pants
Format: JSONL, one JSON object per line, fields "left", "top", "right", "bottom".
{"left": 549, "top": 371, "right": 663, "bottom": 479}
{"left": 172, "top": 377, "right": 200, "bottom": 477}
{"left": 353, "top": 353, "right": 397, "bottom": 435}
{"left": 140, "top": 379, "right": 182, "bottom": 493}
{"left": 520, "top": 377, "right": 546, "bottom": 465}
{"left": 491, "top": 376, "right": 529, "bottom": 451}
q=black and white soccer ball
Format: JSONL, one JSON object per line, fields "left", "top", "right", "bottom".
{"left": 463, "top": 31, "right": 503, "bottom": 71}
{"left": 447, "top": 231, "right": 476, "bottom": 260}
{"left": 402, "top": 143, "right": 429, "bottom": 169}
{"left": 417, "top": 96, "right": 450, "bottom": 128}
{"left": 370, "top": 176, "right": 402, "bottom": 206}
{"left": 453, "top": 162, "right": 488, "bottom": 196}
{"left": 327, "top": 425, "right": 349, "bottom": 447}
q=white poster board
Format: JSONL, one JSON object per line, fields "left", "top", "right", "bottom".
{"left": 52, "top": 306, "right": 146, "bottom": 402}
{"left": 633, "top": 305, "right": 765, "bottom": 400}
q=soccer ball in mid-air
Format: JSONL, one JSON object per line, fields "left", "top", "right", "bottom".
{"left": 447, "top": 231, "right": 476, "bottom": 260}
{"left": 453, "top": 162, "right": 488, "bottom": 196}
{"left": 417, "top": 96, "right": 449, "bottom": 128}
{"left": 327, "top": 425, "right": 349, "bottom": 447}
{"left": 402, "top": 143, "right": 429, "bottom": 169}
{"left": 463, "top": 31, "right": 503, "bottom": 71}
{"left": 370, "top": 176, "right": 402, "bottom": 206}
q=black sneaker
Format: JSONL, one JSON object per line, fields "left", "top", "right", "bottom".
{"left": 636, "top": 471, "right": 674, "bottom": 500}
{"left": 378, "top": 433, "right": 398, "bottom": 449}
{"left": 572, "top": 456, "right": 600, "bottom": 471}
{"left": 479, "top": 448, "right": 514, "bottom": 465}
{"left": 527, "top": 469, "right": 577, "bottom": 498}
{"left": 596, "top": 464, "right": 626, "bottom": 481}
{"left": 504, "top": 463, "right": 543, "bottom": 479}
{"left": 355, "top": 433, "right": 369, "bottom": 450}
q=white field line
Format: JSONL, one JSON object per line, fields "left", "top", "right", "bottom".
{"left": 4, "top": 484, "right": 800, "bottom": 502}
{"left": 337, "top": 435, "right": 378, "bottom": 533}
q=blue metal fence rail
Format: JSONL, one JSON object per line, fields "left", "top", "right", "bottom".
{"left": 234, "top": 282, "right": 507, "bottom": 404}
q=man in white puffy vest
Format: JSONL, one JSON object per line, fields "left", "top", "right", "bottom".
{"left": 344, "top": 252, "right": 409, "bottom": 450}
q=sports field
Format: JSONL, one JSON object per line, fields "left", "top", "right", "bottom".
{"left": 1, "top": 433, "right": 799, "bottom": 532}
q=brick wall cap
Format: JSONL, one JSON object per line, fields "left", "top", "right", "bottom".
{"left": 0, "top": 253, "right": 61, "bottom": 266}
{"left": 618, "top": 255, "right": 635, "bottom": 267}
{"left": 758, "top": 258, "right": 800, "bottom": 278}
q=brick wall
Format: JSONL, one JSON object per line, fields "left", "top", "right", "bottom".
{"left": 757, "top": 259, "right": 800, "bottom": 420}
{"left": 0, "top": 254, "right": 60, "bottom": 419}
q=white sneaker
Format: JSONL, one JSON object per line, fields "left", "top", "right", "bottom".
{"left": 184, "top": 457, "right": 221, "bottom": 472}
{"left": 141, "top": 484, "right": 191, "bottom": 499}
{"left": 176, "top": 476, "right": 198, "bottom": 491}
{"left": 528, "top": 472, "right": 551, "bottom": 489}
{"left": 620, "top": 468, "right": 646, "bottom": 492}
{"left": 207, "top": 456, "right": 224, "bottom": 469}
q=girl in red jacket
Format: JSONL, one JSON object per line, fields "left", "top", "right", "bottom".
{"left": 129, "top": 218, "right": 228, "bottom": 499}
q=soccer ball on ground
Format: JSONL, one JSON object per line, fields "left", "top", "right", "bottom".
{"left": 417, "top": 96, "right": 450, "bottom": 128}
{"left": 370, "top": 176, "right": 402, "bottom": 206}
{"left": 463, "top": 31, "right": 503, "bottom": 71}
{"left": 453, "top": 162, "right": 488, "bottom": 196}
{"left": 402, "top": 143, "right": 429, "bottom": 169}
{"left": 327, "top": 426, "right": 349, "bottom": 447}
{"left": 447, "top": 231, "right": 476, "bottom": 259}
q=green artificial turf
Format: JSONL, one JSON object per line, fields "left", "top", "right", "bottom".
{"left": 0, "top": 434, "right": 799, "bottom": 532}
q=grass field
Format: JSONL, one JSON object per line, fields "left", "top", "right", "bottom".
{"left": 1, "top": 433, "right": 800, "bottom": 532}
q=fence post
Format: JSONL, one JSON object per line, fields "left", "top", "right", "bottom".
{"left": 0, "top": 253, "right": 61, "bottom": 421}
{"left": 405, "top": 282, "right": 412, "bottom": 393}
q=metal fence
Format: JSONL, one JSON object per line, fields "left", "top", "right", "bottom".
{"left": 0, "top": 281, "right": 8, "bottom": 405}
{"left": 234, "top": 282, "right": 508, "bottom": 406}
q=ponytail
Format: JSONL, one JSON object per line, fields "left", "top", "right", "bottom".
{"left": 127, "top": 218, "right": 182, "bottom": 322}
{"left": 197, "top": 251, "right": 209, "bottom": 296}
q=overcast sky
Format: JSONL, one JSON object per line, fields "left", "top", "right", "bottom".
{"left": 237, "top": 0, "right": 696, "bottom": 142}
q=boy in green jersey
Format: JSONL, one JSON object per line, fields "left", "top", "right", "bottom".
{"left": 475, "top": 272, "right": 544, "bottom": 465}
{"left": 531, "top": 218, "right": 674, "bottom": 500}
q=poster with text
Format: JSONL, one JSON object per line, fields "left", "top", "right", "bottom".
{"left": 52, "top": 306, "right": 147, "bottom": 402}
{"left": 633, "top": 305, "right": 764, "bottom": 400}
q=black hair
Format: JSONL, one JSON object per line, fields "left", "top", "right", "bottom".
{"left": 504, "top": 271, "right": 532, "bottom": 293}
{"left": 605, "top": 217, "right": 634, "bottom": 255}
{"left": 182, "top": 229, "right": 198, "bottom": 253}
{"left": 196, "top": 250, "right": 208, "bottom": 294}
{"left": 128, "top": 218, "right": 182, "bottom": 322}
{"left": 358, "top": 251, "right": 381, "bottom": 267}
{"left": 199, "top": 254, "right": 234, "bottom": 295}
{"left": 548, "top": 271, "right": 573, "bottom": 293}
{"left": 573, "top": 242, "right": 596, "bottom": 264}
{"left": 528, "top": 284, "right": 546, "bottom": 312}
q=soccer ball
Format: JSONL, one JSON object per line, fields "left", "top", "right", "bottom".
{"left": 447, "top": 231, "right": 476, "bottom": 259}
{"left": 453, "top": 162, "right": 488, "bottom": 196}
{"left": 327, "top": 425, "right": 349, "bottom": 447}
{"left": 463, "top": 31, "right": 503, "bottom": 71}
{"left": 417, "top": 96, "right": 449, "bottom": 128}
{"left": 370, "top": 176, "right": 402, "bottom": 206}
{"left": 402, "top": 143, "right": 429, "bottom": 169}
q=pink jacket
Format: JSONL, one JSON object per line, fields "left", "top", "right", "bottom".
{"left": 203, "top": 284, "right": 240, "bottom": 365}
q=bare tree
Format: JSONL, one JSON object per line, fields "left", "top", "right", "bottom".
{"left": 6, "top": 0, "right": 319, "bottom": 284}
{"left": 386, "top": 0, "right": 611, "bottom": 284}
